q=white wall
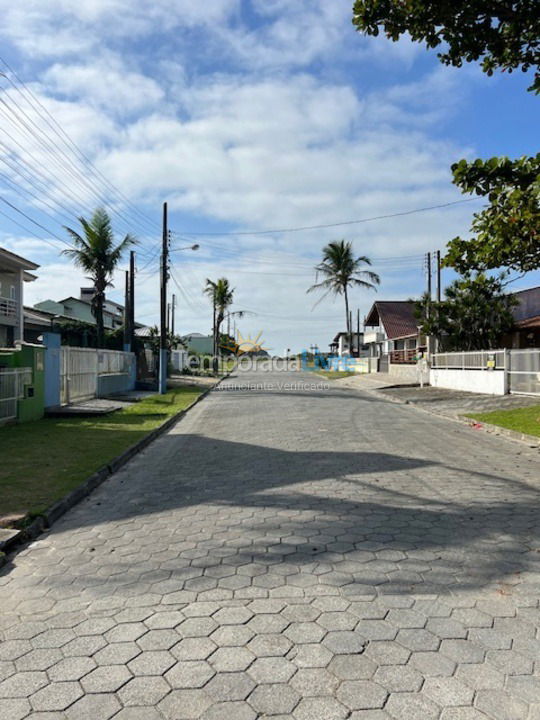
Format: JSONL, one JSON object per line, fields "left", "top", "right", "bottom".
{"left": 389, "top": 363, "right": 428, "bottom": 384}
{"left": 430, "top": 368, "right": 506, "bottom": 395}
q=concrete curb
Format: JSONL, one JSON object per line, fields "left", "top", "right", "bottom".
{"left": 357, "top": 384, "right": 540, "bottom": 449}
{"left": 0, "top": 375, "right": 230, "bottom": 567}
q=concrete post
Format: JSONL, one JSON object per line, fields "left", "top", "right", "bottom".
{"left": 42, "top": 332, "right": 61, "bottom": 408}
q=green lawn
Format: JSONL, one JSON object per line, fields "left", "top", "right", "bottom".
{"left": 315, "top": 370, "right": 356, "bottom": 379}
{"left": 0, "top": 386, "right": 202, "bottom": 523}
{"left": 467, "top": 404, "right": 540, "bottom": 438}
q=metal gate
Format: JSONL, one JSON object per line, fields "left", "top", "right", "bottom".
{"left": 508, "top": 349, "right": 540, "bottom": 396}
{"left": 61, "top": 347, "right": 98, "bottom": 404}
{"left": 0, "top": 368, "right": 32, "bottom": 422}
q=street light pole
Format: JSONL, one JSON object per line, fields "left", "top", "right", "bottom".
{"left": 159, "top": 202, "right": 168, "bottom": 394}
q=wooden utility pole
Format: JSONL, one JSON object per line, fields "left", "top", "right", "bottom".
{"left": 426, "top": 252, "right": 432, "bottom": 299}
{"left": 159, "top": 202, "right": 168, "bottom": 394}
{"left": 129, "top": 250, "right": 135, "bottom": 347}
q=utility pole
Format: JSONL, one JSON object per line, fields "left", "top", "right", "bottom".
{"left": 123, "top": 270, "right": 130, "bottom": 351}
{"left": 356, "top": 308, "right": 360, "bottom": 357}
{"left": 159, "top": 202, "right": 168, "bottom": 394}
{"left": 425, "top": 251, "right": 432, "bottom": 358}
{"left": 349, "top": 310, "right": 353, "bottom": 355}
{"left": 129, "top": 250, "right": 135, "bottom": 348}
{"left": 171, "top": 294, "right": 176, "bottom": 337}
{"left": 436, "top": 250, "right": 441, "bottom": 303}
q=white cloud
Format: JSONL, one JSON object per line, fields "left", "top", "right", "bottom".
{"left": 0, "top": 0, "right": 486, "bottom": 351}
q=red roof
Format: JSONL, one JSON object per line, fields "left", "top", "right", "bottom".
{"left": 365, "top": 301, "right": 418, "bottom": 340}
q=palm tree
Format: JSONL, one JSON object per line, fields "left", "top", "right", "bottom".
{"left": 63, "top": 208, "right": 135, "bottom": 348}
{"left": 307, "top": 240, "right": 380, "bottom": 353}
{"left": 204, "top": 278, "right": 234, "bottom": 357}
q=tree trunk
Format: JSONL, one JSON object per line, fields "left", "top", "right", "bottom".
{"left": 93, "top": 282, "right": 106, "bottom": 349}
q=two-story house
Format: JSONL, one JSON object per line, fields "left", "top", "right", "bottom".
{"left": 35, "top": 288, "right": 125, "bottom": 331}
{"left": 364, "top": 300, "right": 425, "bottom": 369}
{"left": 0, "top": 247, "right": 39, "bottom": 347}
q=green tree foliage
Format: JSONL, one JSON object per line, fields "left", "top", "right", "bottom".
{"left": 352, "top": 1, "right": 540, "bottom": 93}
{"left": 63, "top": 208, "right": 135, "bottom": 348}
{"left": 444, "top": 154, "right": 540, "bottom": 273}
{"left": 415, "top": 273, "right": 517, "bottom": 351}
{"left": 307, "top": 240, "right": 379, "bottom": 349}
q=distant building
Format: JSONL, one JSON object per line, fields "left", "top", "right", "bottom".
{"left": 35, "top": 288, "right": 125, "bottom": 331}
{"left": 329, "top": 331, "right": 365, "bottom": 357}
{"left": 182, "top": 333, "right": 214, "bottom": 355}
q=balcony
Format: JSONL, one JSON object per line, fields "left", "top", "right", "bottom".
{"left": 390, "top": 347, "right": 424, "bottom": 364}
{"left": 0, "top": 296, "right": 17, "bottom": 325}
{"left": 364, "top": 330, "right": 385, "bottom": 344}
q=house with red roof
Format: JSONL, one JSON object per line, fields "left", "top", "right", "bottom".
{"left": 363, "top": 300, "right": 426, "bottom": 370}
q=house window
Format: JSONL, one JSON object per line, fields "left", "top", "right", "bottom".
{"left": 10, "top": 285, "right": 16, "bottom": 300}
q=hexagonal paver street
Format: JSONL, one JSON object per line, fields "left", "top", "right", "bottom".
{"left": 1, "top": 366, "right": 540, "bottom": 719}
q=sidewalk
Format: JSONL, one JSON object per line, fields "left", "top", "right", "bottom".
{"left": 336, "top": 372, "right": 539, "bottom": 419}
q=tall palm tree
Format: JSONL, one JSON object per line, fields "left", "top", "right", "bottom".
{"left": 63, "top": 208, "right": 135, "bottom": 348}
{"left": 307, "top": 240, "right": 380, "bottom": 352}
{"left": 204, "top": 278, "right": 234, "bottom": 356}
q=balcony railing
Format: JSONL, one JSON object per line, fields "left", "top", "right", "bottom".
{"left": 0, "top": 296, "right": 17, "bottom": 320}
{"left": 390, "top": 348, "right": 421, "bottom": 364}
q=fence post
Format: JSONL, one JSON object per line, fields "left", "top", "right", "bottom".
{"left": 503, "top": 349, "right": 510, "bottom": 395}
{"left": 42, "top": 332, "right": 61, "bottom": 409}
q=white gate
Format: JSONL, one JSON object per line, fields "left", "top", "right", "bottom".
{"left": 61, "top": 347, "right": 98, "bottom": 404}
{"left": 508, "top": 349, "right": 540, "bottom": 396}
{"left": 0, "top": 368, "right": 32, "bottom": 422}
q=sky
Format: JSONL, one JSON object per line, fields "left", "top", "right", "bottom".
{"left": 0, "top": 0, "right": 538, "bottom": 353}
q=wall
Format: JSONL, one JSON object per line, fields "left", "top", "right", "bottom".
{"left": 0, "top": 344, "right": 45, "bottom": 421}
{"left": 97, "top": 373, "right": 133, "bottom": 396}
{"left": 430, "top": 368, "right": 506, "bottom": 395}
{"left": 389, "top": 363, "right": 429, "bottom": 384}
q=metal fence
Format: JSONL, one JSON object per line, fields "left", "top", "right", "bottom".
{"left": 432, "top": 350, "right": 506, "bottom": 370}
{"left": 0, "top": 367, "right": 32, "bottom": 422}
{"left": 61, "top": 347, "right": 134, "bottom": 404}
{"left": 508, "top": 349, "right": 540, "bottom": 396}
{"left": 98, "top": 349, "right": 133, "bottom": 375}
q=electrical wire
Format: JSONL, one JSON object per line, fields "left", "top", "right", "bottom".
{"left": 171, "top": 198, "right": 481, "bottom": 237}
{"left": 0, "top": 56, "right": 161, "bottom": 235}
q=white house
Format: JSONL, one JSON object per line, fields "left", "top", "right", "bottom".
{"left": 0, "top": 247, "right": 39, "bottom": 347}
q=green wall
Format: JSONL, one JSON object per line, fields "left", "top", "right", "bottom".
{"left": 0, "top": 345, "right": 45, "bottom": 422}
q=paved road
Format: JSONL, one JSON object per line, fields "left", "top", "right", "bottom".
{"left": 1, "top": 367, "right": 540, "bottom": 719}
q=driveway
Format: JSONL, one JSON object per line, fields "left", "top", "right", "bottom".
{"left": 1, "top": 366, "right": 539, "bottom": 719}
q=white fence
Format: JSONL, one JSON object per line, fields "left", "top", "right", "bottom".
{"left": 61, "top": 347, "right": 134, "bottom": 404}
{"left": 0, "top": 367, "right": 32, "bottom": 422}
{"left": 508, "top": 349, "right": 540, "bottom": 396}
{"left": 430, "top": 349, "right": 540, "bottom": 396}
{"left": 432, "top": 350, "right": 506, "bottom": 370}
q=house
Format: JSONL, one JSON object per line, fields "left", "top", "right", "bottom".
{"left": 364, "top": 301, "right": 426, "bottom": 367}
{"left": 0, "top": 247, "right": 39, "bottom": 347}
{"left": 329, "top": 331, "right": 365, "bottom": 357}
{"left": 35, "top": 288, "right": 125, "bottom": 331}
{"left": 182, "top": 333, "right": 214, "bottom": 355}
{"left": 503, "top": 286, "right": 540, "bottom": 348}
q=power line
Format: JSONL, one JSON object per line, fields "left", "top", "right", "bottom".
{"left": 0, "top": 196, "right": 72, "bottom": 247}
{"left": 171, "top": 198, "right": 481, "bottom": 237}
{"left": 0, "top": 205, "right": 66, "bottom": 253}
{"left": 0, "top": 56, "right": 161, "bottom": 235}
{"left": 0, "top": 62, "right": 161, "bottom": 237}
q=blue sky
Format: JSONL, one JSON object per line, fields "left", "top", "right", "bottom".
{"left": 0, "top": 0, "right": 538, "bottom": 352}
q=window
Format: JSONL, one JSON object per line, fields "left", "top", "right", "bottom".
{"left": 10, "top": 285, "right": 15, "bottom": 300}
